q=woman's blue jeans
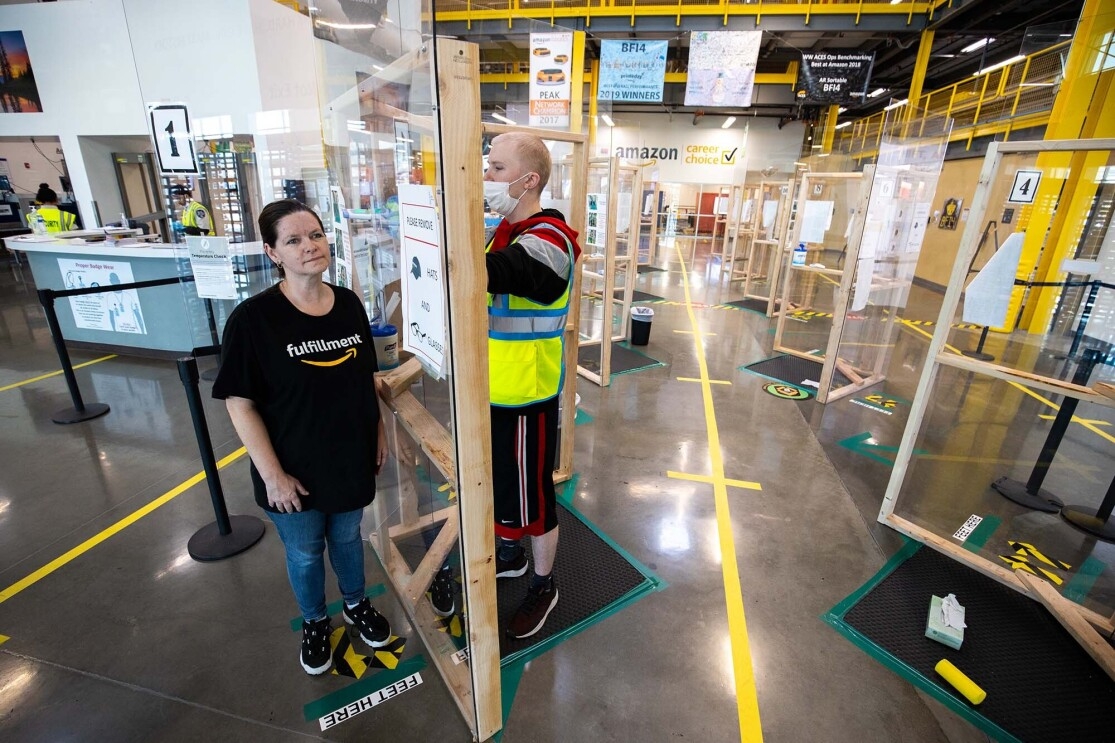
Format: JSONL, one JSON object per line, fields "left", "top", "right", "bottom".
{"left": 267, "top": 507, "right": 366, "bottom": 622}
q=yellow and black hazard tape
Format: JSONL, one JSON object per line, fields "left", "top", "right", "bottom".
{"left": 330, "top": 629, "right": 407, "bottom": 679}
{"left": 998, "top": 540, "right": 1072, "bottom": 586}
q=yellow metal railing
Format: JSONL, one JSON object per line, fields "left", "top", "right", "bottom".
{"left": 835, "top": 41, "right": 1071, "bottom": 157}
{"left": 434, "top": 0, "right": 940, "bottom": 28}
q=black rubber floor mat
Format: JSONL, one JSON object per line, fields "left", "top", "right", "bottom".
{"left": 725, "top": 298, "right": 770, "bottom": 314}
{"left": 496, "top": 502, "right": 648, "bottom": 658}
{"left": 613, "top": 288, "right": 664, "bottom": 302}
{"left": 636, "top": 265, "right": 666, "bottom": 274}
{"left": 744, "top": 354, "right": 850, "bottom": 388}
{"left": 578, "top": 342, "right": 663, "bottom": 375}
{"left": 828, "top": 545, "right": 1115, "bottom": 743}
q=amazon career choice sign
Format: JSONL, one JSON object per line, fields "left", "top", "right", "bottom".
{"left": 795, "top": 52, "right": 875, "bottom": 104}
{"left": 601, "top": 125, "right": 747, "bottom": 183}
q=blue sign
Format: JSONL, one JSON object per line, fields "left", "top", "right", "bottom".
{"left": 598, "top": 40, "right": 668, "bottom": 103}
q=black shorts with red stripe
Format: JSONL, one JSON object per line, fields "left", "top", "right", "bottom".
{"left": 491, "top": 396, "right": 559, "bottom": 540}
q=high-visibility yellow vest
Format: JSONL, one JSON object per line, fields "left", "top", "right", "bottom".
{"left": 37, "top": 205, "right": 76, "bottom": 233}
{"left": 487, "top": 223, "right": 574, "bottom": 408}
{"left": 183, "top": 201, "right": 214, "bottom": 235}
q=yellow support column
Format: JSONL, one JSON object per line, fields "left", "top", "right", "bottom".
{"left": 821, "top": 104, "right": 839, "bottom": 154}
{"left": 570, "top": 30, "right": 586, "bottom": 134}
{"left": 588, "top": 58, "right": 599, "bottom": 151}
{"left": 1016, "top": 0, "right": 1115, "bottom": 333}
{"left": 905, "top": 29, "right": 934, "bottom": 133}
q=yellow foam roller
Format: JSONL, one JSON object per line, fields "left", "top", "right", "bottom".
{"left": 935, "top": 659, "right": 987, "bottom": 705}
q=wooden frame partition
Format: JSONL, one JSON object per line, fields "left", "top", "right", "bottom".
{"left": 578, "top": 156, "right": 642, "bottom": 387}
{"left": 740, "top": 178, "right": 794, "bottom": 316}
{"left": 772, "top": 170, "right": 882, "bottom": 403}
{"left": 877, "top": 138, "right": 1115, "bottom": 671}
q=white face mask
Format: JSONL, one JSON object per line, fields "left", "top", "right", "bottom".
{"left": 483, "top": 172, "right": 533, "bottom": 217}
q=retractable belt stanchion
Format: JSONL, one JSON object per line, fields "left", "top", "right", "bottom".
{"left": 991, "top": 348, "right": 1104, "bottom": 512}
{"left": 199, "top": 300, "right": 221, "bottom": 382}
{"left": 1061, "top": 472, "right": 1115, "bottom": 542}
{"left": 177, "top": 355, "right": 265, "bottom": 561}
{"left": 37, "top": 288, "right": 110, "bottom": 424}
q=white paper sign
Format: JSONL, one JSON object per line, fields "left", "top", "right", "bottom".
{"left": 800, "top": 200, "right": 835, "bottom": 244}
{"left": 963, "top": 232, "right": 1024, "bottom": 327}
{"left": 851, "top": 257, "right": 875, "bottom": 312}
{"left": 148, "top": 104, "right": 199, "bottom": 174}
{"left": 398, "top": 183, "right": 446, "bottom": 377}
{"left": 58, "top": 258, "right": 147, "bottom": 334}
{"left": 1008, "top": 169, "right": 1042, "bottom": 204}
{"left": 186, "top": 236, "right": 236, "bottom": 300}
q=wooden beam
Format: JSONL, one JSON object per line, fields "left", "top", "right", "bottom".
{"left": 937, "top": 353, "right": 1115, "bottom": 408}
{"left": 390, "top": 391, "right": 457, "bottom": 485}
{"left": 885, "top": 514, "right": 1115, "bottom": 636}
{"left": 376, "top": 357, "right": 425, "bottom": 399}
{"left": 404, "top": 507, "right": 461, "bottom": 604}
{"left": 1016, "top": 571, "right": 1115, "bottom": 680}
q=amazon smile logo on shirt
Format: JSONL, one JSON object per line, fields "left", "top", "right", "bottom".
{"left": 287, "top": 334, "right": 363, "bottom": 366}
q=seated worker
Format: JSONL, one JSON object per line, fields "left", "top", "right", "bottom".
{"left": 171, "top": 185, "right": 215, "bottom": 236}
{"left": 34, "top": 184, "right": 76, "bottom": 233}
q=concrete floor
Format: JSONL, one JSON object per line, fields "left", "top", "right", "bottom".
{"left": 3, "top": 237, "right": 1107, "bottom": 741}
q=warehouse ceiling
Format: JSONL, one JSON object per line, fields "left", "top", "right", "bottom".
{"left": 307, "top": 0, "right": 1085, "bottom": 122}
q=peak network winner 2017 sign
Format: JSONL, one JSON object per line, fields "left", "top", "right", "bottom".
{"left": 796, "top": 52, "right": 875, "bottom": 104}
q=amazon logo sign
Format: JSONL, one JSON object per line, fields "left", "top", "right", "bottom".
{"left": 287, "top": 334, "right": 363, "bottom": 367}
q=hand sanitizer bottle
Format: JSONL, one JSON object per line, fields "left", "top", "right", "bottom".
{"left": 792, "top": 241, "right": 808, "bottom": 267}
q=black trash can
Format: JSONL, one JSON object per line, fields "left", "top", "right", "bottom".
{"left": 630, "top": 306, "right": 654, "bottom": 346}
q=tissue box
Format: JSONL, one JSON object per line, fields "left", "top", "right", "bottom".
{"left": 925, "top": 595, "right": 965, "bottom": 650}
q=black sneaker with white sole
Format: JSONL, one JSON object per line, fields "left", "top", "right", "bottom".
{"left": 495, "top": 550, "right": 528, "bottom": 578}
{"left": 343, "top": 597, "right": 391, "bottom": 647}
{"left": 506, "top": 581, "right": 559, "bottom": 639}
{"left": 431, "top": 570, "right": 456, "bottom": 617}
{"left": 300, "top": 617, "right": 333, "bottom": 675}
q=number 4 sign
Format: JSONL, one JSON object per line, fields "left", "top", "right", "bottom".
{"left": 1008, "top": 169, "right": 1042, "bottom": 204}
{"left": 148, "top": 103, "right": 199, "bottom": 175}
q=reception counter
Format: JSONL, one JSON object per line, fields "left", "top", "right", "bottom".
{"left": 4, "top": 234, "right": 272, "bottom": 354}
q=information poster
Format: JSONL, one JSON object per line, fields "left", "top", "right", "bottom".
{"left": 398, "top": 183, "right": 446, "bottom": 376}
{"left": 330, "top": 186, "right": 353, "bottom": 289}
{"left": 795, "top": 53, "right": 875, "bottom": 104}
{"left": 529, "top": 32, "right": 573, "bottom": 127}
{"left": 186, "top": 236, "right": 236, "bottom": 300}
{"left": 684, "top": 31, "right": 762, "bottom": 108}
{"left": 598, "top": 40, "right": 668, "bottom": 103}
{"left": 57, "top": 258, "right": 147, "bottom": 334}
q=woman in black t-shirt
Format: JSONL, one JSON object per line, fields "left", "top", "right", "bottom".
{"left": 213, "top": 199, "right": 393, "bottom": 676}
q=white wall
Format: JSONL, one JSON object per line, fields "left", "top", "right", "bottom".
{"left": 76, "top": 135, "right": 154, "bottom": 226}
{"left": 596, "top": 112, "right": 804, "bottom": 184}
{"left": 0, "top": 138, "right": 66, "bottom": 197}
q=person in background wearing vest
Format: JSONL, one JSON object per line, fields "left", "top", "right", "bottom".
{"left": 457, "top": 132, "right": 581, "bottom": 639}
{"left": 171, "top": 184, "right": 214, "bottom": 236}
{"left": 34, "top": 184, "right": 76, "bottom": 233}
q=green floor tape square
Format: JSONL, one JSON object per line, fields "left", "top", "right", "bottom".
{"left": 824, "top": 542, "right": 1115, "bottom": 743}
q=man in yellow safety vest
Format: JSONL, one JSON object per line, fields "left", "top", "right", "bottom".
{"left": 171, "top": 184, "right": 214, "bottom": 236}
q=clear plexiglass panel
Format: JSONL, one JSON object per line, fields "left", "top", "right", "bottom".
{"left": 883, "top": 139, "right": 1115, "bottom": 622}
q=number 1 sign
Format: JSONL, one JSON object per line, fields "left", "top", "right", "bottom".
{"left": 148, "top": 103, "right": 199, "bottom": 175}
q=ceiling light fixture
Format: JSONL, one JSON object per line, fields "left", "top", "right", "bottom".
{"left": 601, "top": 114, "right": 615, "bottom": 127}
{"left": 491, "top": 112, "right": 515, "bottom": 125}
{"left": 883, "top": 98, "right": 909, "bottom": 111}
{"left": 974, "top": 55, "right": 1026, "bottom": 76}
{"left": 961, "top": 37, "right": 995, "bottom": 54}
{"left": 835, "top": 121, "right": 852, "bottom": 129}
{"left": 721, "top": 116, "right": 737, "bottom": 129}
{"left": 867, "top": 88, "right": 887, "bottom": 99}
{"left": 838, "top": 107, "right": 847, "bottom": 114}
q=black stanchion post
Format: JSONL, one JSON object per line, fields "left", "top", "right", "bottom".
{"left": 1061, "top": 472, "right": 1115, "bottom": 542}
{"left": 37, "top": 288, "right": 110, "bottom": 424}
{"left": 199, "top": 299, "right": 221, "bottom": 382}
{"left": 177, "top": 356, "right": 265, "bottom": 561}
{"left": 991, "top": 349, "right": 1103, "bottom": 512}
{"left": 962, "top": 326, "right": 994, "bottom": 362}
{"left": 1063, "top": 281, "right": 1099, "bottom": 361}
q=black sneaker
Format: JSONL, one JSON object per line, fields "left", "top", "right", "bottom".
{"left": 343, "top": 597, "right": 391, "bottom": 647}
{"left": 300, "top": 617, "right": 333, "bottom": 675}
{"left": 431, "top": 570, "right": 456, "bottom": 617}
{"left": 506, "top": 581, "right": 559, "bottom": 639}
{"left": 496, "top": 549, "right": 528, "bottom": 579}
